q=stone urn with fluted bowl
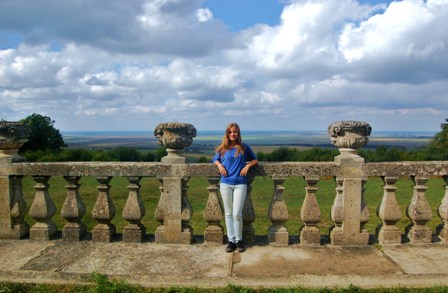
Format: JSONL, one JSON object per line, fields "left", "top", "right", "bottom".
{"left": 0, "top": 121, "right": 32, "bottom": 162}
{"left": 154, "top": 122, "right": 197, "bottom": 164}
{"left": 328, "top": 121, "right": 371, "bottom": 162}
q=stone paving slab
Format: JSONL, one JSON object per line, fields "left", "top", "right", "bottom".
{"left": 1, "top": 240, "right": 448, "bottom": 289}
{"left": 382, "top": 244, "right": 448, "bottom": 275}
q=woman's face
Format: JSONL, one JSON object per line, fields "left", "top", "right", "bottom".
{"left": 228, "top": 126, "right": 239, "bottom": 142}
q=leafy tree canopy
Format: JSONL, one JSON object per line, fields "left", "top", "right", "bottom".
{"left": 430, "top": 118, "right": 448, "bottom": 148}
{"left": 20, "top": 113, "right": 66, "bottom": 152}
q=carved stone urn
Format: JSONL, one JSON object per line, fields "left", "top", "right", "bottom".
{"left": 154, "top": 122, "right": 197, "bottom": 164}
{"left": 328, "top": 121, "right": 371, "bottom": 158}
{"left": 0, "top": 121, "right": 32, "bottom": 162}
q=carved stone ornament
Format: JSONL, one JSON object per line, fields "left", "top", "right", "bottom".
{"left": 328, "top": 121, "right": 372, "bottom": 149}
{"left": 0, "top": 121, "right": 32, "bottom": 161}
{"left": 154, "top": 122, "right": 197, "bottom": 149}
{"left": 154, "top": 122, "right": 197, "bottom": 164}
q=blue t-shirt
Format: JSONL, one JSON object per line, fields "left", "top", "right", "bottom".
{"left": 212, "top": 143, "right": 257, "bottom": 185}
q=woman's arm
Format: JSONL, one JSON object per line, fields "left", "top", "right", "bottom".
{"left": 214, "top": 160, "right": 228, "bottom": 176}
{"left": 240, "top": 159, "right": 258, "bottom": 176}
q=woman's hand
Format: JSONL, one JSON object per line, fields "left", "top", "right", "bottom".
{"left": 240, "top": 160, "right": 258, "bottom": 176}
{"left": 240, "top": 164, "right": 251, "bottom": 176}
{"left": 217, "top": 164, "right": 227, "bottom": 176}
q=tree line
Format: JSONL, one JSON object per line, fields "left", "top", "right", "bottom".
{"left": 17, "top": 114, "right": 448, "bottom": 162}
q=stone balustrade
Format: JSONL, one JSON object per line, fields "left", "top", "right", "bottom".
{"left": 0, "top": 120, "right": 447, "bottom": 247}
{"left": 1, "top": 159, "right": 448, "bottom": 246}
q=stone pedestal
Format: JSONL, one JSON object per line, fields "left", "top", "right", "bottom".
{"left": 155, "top": 177, "right": 193, "bottom": 244}
{"left": 328, "top": 121, "right": 371, "bottom": 246}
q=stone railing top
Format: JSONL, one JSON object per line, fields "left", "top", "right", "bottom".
{"left": 3, "top": 161, "right": 340, "bottom": 178}
{"left": 3, "top": 161, "right": 448, "bottom": 178}
{"left": 365, "top": 161, "right": 448, "bottom": 177}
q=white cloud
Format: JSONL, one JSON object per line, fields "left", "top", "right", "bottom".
{"left": 196, "top": 8, "right": 213, "bottom": 22}
{"left": 1, "top": 0, "right": 447, "bottom": 132}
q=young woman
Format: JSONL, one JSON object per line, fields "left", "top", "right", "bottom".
{"left": 212, "top": 123, "right": 258, "bottom": 253}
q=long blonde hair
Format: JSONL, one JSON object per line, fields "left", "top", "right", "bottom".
{"left": 215, "top": 122, "right": 244, "bottom": 157}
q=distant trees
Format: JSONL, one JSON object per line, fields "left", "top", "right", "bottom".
{"left": 20, "top": 113, "right": 66, "bottom": 152}
{"left": 257, "top": 147, "right": 339, "bottom": 162}
{"left": 22, "top": 147, "right": 166, "bottom": 162}
{"left": 431, "top": 118, "right": 448, "bottom": 147}
{"left": 18, "top": 114, "right": 448, "bottom": 163}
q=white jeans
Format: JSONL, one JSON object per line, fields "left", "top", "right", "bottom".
{"left": 220, "top": 183, "right": 247, "bottom": 243}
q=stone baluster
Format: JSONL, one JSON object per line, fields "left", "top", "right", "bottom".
{"left": 300, "top": 176, "right": 321, "bottom": 245}
{"left": 154, "top": 177, "right": 164, "bottom": 231}
{"left": 92, "top": 177, "right": 116, "bottom": 242}
{"left": 181, "top": 177, "right": 193, "bottom": 244}
{"left": 204, "top": 177, "right": 224, "bottom": 244}
{"left": 123, "top": 176, "right": 146, "bottom": 243}
{"left": 406, "top": 176, "right": 432, "bottom": 243}
{"left": 438, "top": 176, "right": 448, "bottom": 242}
{"left": 29, "top": 176, "right": 57, "bottom": 240}
{"left": 9, "top": 176, "right": 29, "bottom": 239}
{"left": 330, "top": 177, "right": 344, "bottom": 235}
{"left": 377, "top": 177, "right": 402, "bottom": 244}
{"left": 243, "top": 175, "right": 256, "bottom": 245}
{"left": 268, "top": 176, "right": 288, "bottom": 246}
{"left": 360, "top": 178, "right": 369, "bottom": 234}
{"left": 61, "top": 176, "right": 86, "bottom": 241}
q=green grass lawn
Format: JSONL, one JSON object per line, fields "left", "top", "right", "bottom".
{"left": 20, "top": 175, "right": 446, "bottom": 240}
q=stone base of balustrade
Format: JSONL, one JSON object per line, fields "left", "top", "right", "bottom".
{"left": 0, "top": 223, "right": 29, "bottom": 239}
{"left": 155, "top": 226, "right": 193, "bottom": 244}
{"left": 62, "top": 223, "right": 86, "bottom": 241}
{"left": 378, "top": 226, "right": 402, "bottom": 245}
{"left": 407, "top": 225, "right": 432, "bottom": 244}
{"left": 204, "top": 225, "right": 224, "bottom": 244}
{"left": 268, "top": 225, "right": 289, "bottom": 246}
{"left": 123, "top": 224, "right": 146, "bottom": 243}
{"left": 30, "top": 222, "right": 58, "bottom": 241}
{"left": 300, "top": 227, "right": 321, "bottom": 245}
{"left": 92, "top": 224, "right": 116, "bottom": 243}
{"left": 330, "top": 230, "right": 369, "bottom": 246}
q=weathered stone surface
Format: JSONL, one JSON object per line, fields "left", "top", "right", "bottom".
{"left": 268, "top": 177, "right": 288, "bottom": 246}
{"left": 3, "top": 162, "right": 171, "bottom": 177}
{"left": 328, "top": 121, "right": 371, "bottom": 149}
{"left": 365, "top": 162, "right": 448, "bottom": 177}
{"left": 155, "top": 177, "right": 192, "bottom": 244}
{"left": 377, "top": 177, "right": 402, "bottom": 244}
{"left": 204, "top": 177, "right": 224, "bottom": 244}
{"left": 0, "top": 121, "right": 31, "bottom": 162}
{"left": 29, "top": 176, "right": 57, "bottom": 241}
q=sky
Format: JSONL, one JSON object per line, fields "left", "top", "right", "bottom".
{"left": 0, "top": 0, "right": 447, "bottom": 133}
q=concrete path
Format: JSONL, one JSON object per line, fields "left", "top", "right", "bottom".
{"left": 1, "top": 239, "right": 448, "bottom": 289}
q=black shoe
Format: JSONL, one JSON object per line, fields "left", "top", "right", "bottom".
{"left": 225, "top": 241, "right": 236, "bottom": 253}
{"left": 236, "top": 241, "right": 245, "bottom": 253}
